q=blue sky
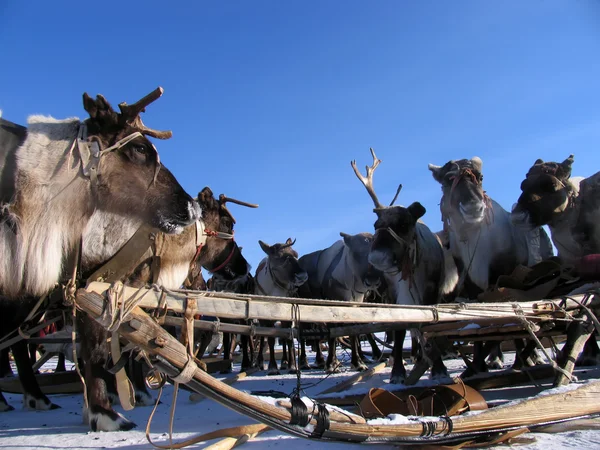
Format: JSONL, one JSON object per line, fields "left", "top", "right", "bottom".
{"left": 1, "top": 1, "right": 600, "bottom": 272}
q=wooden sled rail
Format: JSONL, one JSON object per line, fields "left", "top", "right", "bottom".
{"left": 75, "top": 288, "right": 600, "bottom": 446}
{"left": 83, "top": 281, "right": 599, "bottom": 325}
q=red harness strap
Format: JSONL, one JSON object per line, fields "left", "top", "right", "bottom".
{"left": 209, "top": 240, "right": 237, "bottom": 274}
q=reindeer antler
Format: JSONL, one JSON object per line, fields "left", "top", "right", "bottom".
{"left": 118, "top": 87, "right": 173, "bottom": 140}
{"left": 389, "top": 184, "right": 403, "bottom": 206}
{"left": 219, "top": 194, "right": 259, "bottom": 224}
{"left": 351, "top": 147, "right": 384, "bottom": 209}
{"left": 281, "top": 238, "right": 297, "bottom": 249}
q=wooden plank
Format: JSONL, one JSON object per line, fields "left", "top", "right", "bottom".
{"left": 82, "top": 283, "right": 600, "bottom": 326}
{"left": 189, "top": 368, "right": 260, "bottom": 403}
{"left": 0, "top": 371, "right": 82, "bottom": 395}
{"left": 317, "top": 362, "right": 387, "bottom": 396}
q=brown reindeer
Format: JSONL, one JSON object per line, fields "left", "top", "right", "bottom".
{"left": 0, "top": 89, "right": 199, "bottom": 421}
{"left": 512, "top": 156, "right": 600, "bottom": 366}
{"left": 79, "top": 187, "right": 256, "bottom": 431}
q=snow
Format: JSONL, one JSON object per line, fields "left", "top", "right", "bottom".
{"left": 1, "top": 341, "right": 600, "bottom": 449}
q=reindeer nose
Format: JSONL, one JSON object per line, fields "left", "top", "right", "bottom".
{"left": 295, "top": 272, "right": 308, "bottom": 285}
{"left": 459, "top": 201, "right": 485, "bottom": 217}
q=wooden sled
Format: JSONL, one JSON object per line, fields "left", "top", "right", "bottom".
{"left": 74, "top": 284, "right": 600, "bottom": 447}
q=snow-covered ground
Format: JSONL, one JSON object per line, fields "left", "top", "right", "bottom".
{"left": 1, "top": 343, "right": 600, "bottom": 450}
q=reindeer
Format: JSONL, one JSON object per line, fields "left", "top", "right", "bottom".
{"left": 297, "top": 233, "right": 382, "bottom": 373}
{"left": 573, "top": 171, "right": 600, "bottom": 256}
{"left": 429, "top": 157, "right": 553, "bottom": 372}
{"left": 254, "top": 238, "right": 308, "bottom": 375}
{"left": 512, "top": 156, "right": 600, "bottom": 365}
{"left": 79, "top": 187, "right": 255, "bottom": 431}
{"left": 0, "top": 88, "right": 200, "bottom": 422}
{"left": 511, "top": 155, "right": 591, "bottom": 265}
{"left": 352, "top": 149, "right": 456, "bottom": 384}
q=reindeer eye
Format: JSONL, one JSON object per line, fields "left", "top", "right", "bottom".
{"left": 133, "top": 145, "right": 148, "bottom": 154}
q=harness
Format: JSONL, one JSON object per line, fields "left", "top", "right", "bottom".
{"left": 254, "top": 259, "right": 296, "bottom": 296}
{"left": 75, "top": 122, "right": 158, "bottom": 198}
{"left": 380, "top": 226, "right": 420, "bottom": 288}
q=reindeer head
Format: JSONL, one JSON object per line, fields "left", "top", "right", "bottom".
{"left": 339, "top": 232, "right": 381, "bottom": 289}
{"left": 259, "top": 238, "right": 308, "bottom": 291}
{"left": 351, "top": 148, "right": 423, "bottom": 274}
{"left": 428, "top": 157, "right": 486, "bottom": 227}
{"left": 196, "top": 187, "right": 257, "bottom": 281}
{"left": 511, "top": 155, "right": 575, "bottom": 228}
{"left": 82, "top": 87, "right": 200, "bottom": 234}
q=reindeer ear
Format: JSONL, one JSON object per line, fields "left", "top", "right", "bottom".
{"left": 407, "top": 202, "right": 426, "bottom": 220}
{"left": 82, "top": 93, "right": 98, "bottom": 118}
{"left": 534, "top": 158, "right": 544, "bottom": 165}
{"left": 340, "top": 232, "right": 352, "bottom": 245}
{"left": 428, "top": 164, "right": 444, "bottom": 183}
{"left": 558, "top": 154, "right": 574, "bottom": 179}
{"left": 198, "top": 187, "right": 215, "bottom": 207}
{"left": 285, "top": 238, "right": 293, "bottom": 245}
{"left": 471, "top": 156, "right": 483, "bottom": 173}
{"left": 258, "top": 240, "right": 271, "bottom": 255}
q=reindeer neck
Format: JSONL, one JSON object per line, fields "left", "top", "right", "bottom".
{"left": 254, "top": 258, "right": 287, "bottom": 297}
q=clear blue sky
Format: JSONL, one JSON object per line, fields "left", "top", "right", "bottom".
{"left": 2, "top": 1, "right": 600, "bottom": 272}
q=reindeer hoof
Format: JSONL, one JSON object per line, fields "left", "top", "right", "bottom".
{"left": 280, "top": 361, "right": 289, "bottom": 370}
{"left": 288, "top": 368, "right": 298, "bottom": 375}
{"left": 23, "top": 393, "right": 60, "bottom": 411}
{"left": 220, "top": 366, "right": 233, "bottom": 374}
{"left": 389, "top": 374, "right": 406, "bottom": 385}
{"left": 267, "top": 369, "right": 280, "bottom": 376}
{"left": 487, "top": 357, "right": 504, "bottom": 370}
{"left": 88, "top": 406, "right": 137, "bottom": 432}
{"left": 352, "top": 362, "right": 368, "bottom": 372}
{"left": 299, "top": 364, "right": 312, "bottom": 371}
{"left": 326, "top": 362, "right": 341, "bottom": 374}
{"left": 0, "top": 402, "right": 14, "bottom": 412}
{"left": 135, "top": 390, "right": 154, "bottom": 407}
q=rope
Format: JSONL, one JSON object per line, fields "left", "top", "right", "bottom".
{"left": 512, "top": 303, "right": 573, "bottom": 382}
{"left": 98, "top": 282, "right": 153, "bottom": 332}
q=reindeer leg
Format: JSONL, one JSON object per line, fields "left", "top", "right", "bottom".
{"left": 12, "top": 340, "right": 60, "bottom": 410}
{"left": 55, "top": 352, "right": 66, "bottom": 372}
{"left": 267, "top": 337, "right": 280, "bottom": 375}
{"left": 256, "top": 336, "right": 265, "bottom": 369}
{"left": 486, "top": 341, "right": 504, "bottom": 369}
{"left": 326, "top": 337, "right": 340, "bottom": 374}
{"left": 389, "top": 329, "right": 407, "bottom": 384}
{"left": 0, "top": 324, "right": 14, "bottom": 411}
{"left": 299, "top": 337, "right": 312, "bottom": 371}
{"left": 240, "top": 335, "right": 254, "bottom": 372}
{"left": 130, "top": 358, "right": 153, "bottom": 406}
{"left": 0, "top": 348, "right": 13, "bottom": 378}
{"left": 366, "top": 333, "right": 382, "bottom": 361}
{"left": 280, "top": 339, "right": 289, "bottom": 370}
{"left": 220, "top": 333, "right": 233, "bottom": 374}
{"left": 576, "top": 334, "right": 600, "bottom": 367}
{"left": 287, "top": 338, "right": 298, "bottom": 374}
{"left": 428, "top": 337, "right": 450, "bottom": 380}
{"left": 351, "top": 335, "right": 368, "bottom": 371}
{"left": 80, "top": 314, "right": 135, "bottom": 432}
